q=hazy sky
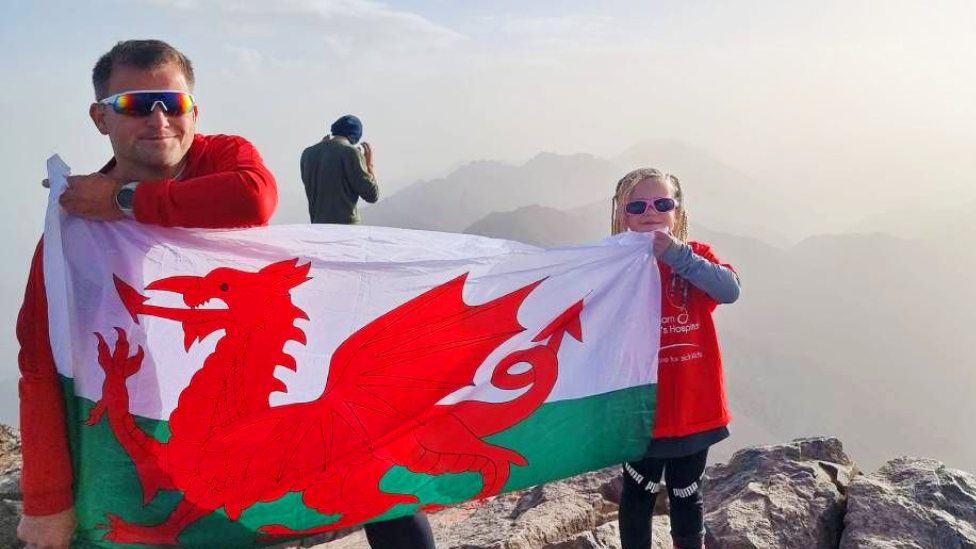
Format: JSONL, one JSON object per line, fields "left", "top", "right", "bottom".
{"left": 2, "top": 0, "right": 976, "bottom": 380}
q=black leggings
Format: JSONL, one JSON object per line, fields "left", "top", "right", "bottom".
{"left": 618, "top": 448, "right": 708, "bottom": 549}
{"left": 363, "top": 513, "right": 436, "bottom": 549}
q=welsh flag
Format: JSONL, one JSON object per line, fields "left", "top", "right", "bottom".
{"left": 43, "top": 156, "right": 660, "bottom": 549}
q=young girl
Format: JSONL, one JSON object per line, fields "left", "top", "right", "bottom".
{"left": 612, "top": 168, "right": 740, "bottom": 549}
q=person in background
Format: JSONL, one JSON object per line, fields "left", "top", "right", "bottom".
{"left": 300, "top": 115, "right": 435, "bottom": 549}
{"left": 300, "top": 114, "right": 379, "bottom": 224}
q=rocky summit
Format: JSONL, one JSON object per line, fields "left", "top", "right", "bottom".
{"left": 1, "top": 427, "right": 973, "bottom": 549}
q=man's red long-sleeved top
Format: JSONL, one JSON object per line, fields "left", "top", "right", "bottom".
{"left": 16, "top": 133, "right": 278, "bottom": 515}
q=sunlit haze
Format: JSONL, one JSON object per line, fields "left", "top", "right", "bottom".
{"left": 2, "top": 0, "right": 975, "bottom": 469}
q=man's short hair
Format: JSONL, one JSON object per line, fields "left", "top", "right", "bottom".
{"left": 92, "top": 39, "right": 195, "bottom": 100}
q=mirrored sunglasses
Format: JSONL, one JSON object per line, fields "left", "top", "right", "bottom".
{"left": 99, "top": 90, "right": 195, "bottom": 117}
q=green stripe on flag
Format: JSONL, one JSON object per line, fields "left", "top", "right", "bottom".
{"left": 62, "top": 377, "right": 654, "bottom": 549}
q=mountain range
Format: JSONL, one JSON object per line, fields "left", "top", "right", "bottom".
{"left": 363, "top": 140, "right": 803, "bottom": 246}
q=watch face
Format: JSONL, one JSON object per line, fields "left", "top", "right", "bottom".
{"left": 117, "top": 187, "right": 135, "bottom": 210}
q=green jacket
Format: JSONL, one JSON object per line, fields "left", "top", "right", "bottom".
{"left": 300, "top": 137, "right": 379, "bottom": 224}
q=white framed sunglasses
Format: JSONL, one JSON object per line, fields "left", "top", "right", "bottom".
{"left": 99, "top": 89, "right": 195, "bottom": 117}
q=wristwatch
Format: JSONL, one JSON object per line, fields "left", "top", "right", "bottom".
{"left": 115, "top": 181, "right": 139, "bottom": 215}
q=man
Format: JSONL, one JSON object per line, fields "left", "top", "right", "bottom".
{"left": 301, "top": 116, "right": 436, "bottom": 548}
{"left": 17, "top": 39, "right": 277, "bottom": 549}
{"left": 300, "top": 115, "right": 379, "bottom": 224}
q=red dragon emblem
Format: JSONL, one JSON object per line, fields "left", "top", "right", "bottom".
{"left": 84, "top": 258, "right": 584, "bottom": 545}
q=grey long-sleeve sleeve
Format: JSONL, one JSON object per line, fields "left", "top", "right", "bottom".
{"left": 659, "top": 241, "right": 741, "bottom": 303}
{"left": 341, "top": 146, "right": 379, "bottom": 203}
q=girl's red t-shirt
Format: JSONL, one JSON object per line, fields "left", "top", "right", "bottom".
{"left": 651, "top": 241, "right": 733, "bottom": 438}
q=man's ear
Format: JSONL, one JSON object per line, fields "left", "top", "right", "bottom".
{"left": 90, "top": 103, "right": 110, "bottom": 135}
